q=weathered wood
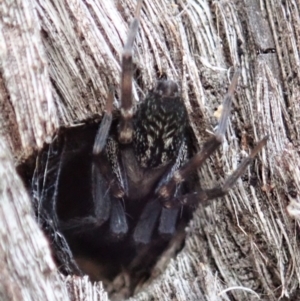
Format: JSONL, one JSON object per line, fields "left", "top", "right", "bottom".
{"left": 0, "top": 0, "right": 299, "bottom": 300}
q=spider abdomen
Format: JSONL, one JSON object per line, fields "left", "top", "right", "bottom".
{"left": 133, "top": 80, "right": 188, "bottom": 169}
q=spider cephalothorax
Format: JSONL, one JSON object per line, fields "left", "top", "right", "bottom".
{"left": 31, "top": 0, "right": 268, "bottom": 297}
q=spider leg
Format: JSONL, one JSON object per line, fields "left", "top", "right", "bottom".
{"left": 80, "top": 89, "right": 117, "bottom": 230}
{"left": 91, "top": 87, "right": 130, "bottom": 236}
{"left": 156, "top": 70, "right": 240, "bottom": 202}
{"left": 93, "top": 89, "right": 114, "bottom": 155}
{"left": 84, "top": 90, "right": 114, "bottom": 228}
{"left": 118, "top": 0, "right": 143, "bottom": 144}
{"left": 133, "top": 199, "right": 162, "bottom": 244}
{"left": 62, "top": 156, "right": 129, "bottom": 237}
{"left": 133, "top": 141, "right": 188, "bottom": 244}
{"left": 91, "top": 160, "right": 112, "bottom": 224}
{"left": 63, "top": 97, "right": 128, "bottom": 234}
{"left": 133, "top": 193, "right": 181, "bottom": 244}
{"left": 158, "top": 207, "right": 180, "bottom": 235}
{"left": 110, "top": 197, "right": 128, "bottom": 237}
{"left": 163, "top": 135, "right": 268, "bottom": 208}
{"left": 92, "top": 143, "right": 129, "bottom": 237}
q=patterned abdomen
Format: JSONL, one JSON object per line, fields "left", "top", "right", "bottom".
{"left": 133, "top": 80, "right": 188, "bottom": 168}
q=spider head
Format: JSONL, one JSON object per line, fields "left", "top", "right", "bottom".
{"left": 155, "top": 80, "right": 180, "bottom": 98}
{"left": 133, "top": 80, "right": 188, "bottom": 169}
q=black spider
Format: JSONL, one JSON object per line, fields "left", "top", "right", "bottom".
{"left": 77, "top": 0, "right": 267, "bottom": 243}
{"left": 30, "top": 0, "right": 267, "bottom": 296}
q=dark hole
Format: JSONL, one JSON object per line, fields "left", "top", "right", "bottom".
{"left": 18, "top": 121, "right": 191, "bottom": 300}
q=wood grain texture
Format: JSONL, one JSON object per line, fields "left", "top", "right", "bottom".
{"left": 0, "top": 0, "right": 299, "bottom": 300}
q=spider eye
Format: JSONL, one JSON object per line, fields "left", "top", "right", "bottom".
{"left": 156, "top": 80, "right": 179, "bottom": 98}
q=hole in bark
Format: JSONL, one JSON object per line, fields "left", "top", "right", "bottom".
{"left": 18, "top": 122, "right": 192, "bottom": 300}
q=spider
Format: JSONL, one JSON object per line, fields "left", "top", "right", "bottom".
{"left": 61, "top": 0, "right": 267, "bottom": 243}
{"left": 31, "top": 0, "right": 267, "bottom": 294}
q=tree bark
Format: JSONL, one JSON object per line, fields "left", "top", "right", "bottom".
{"left": 0, "top": 0, "right": 299, "bottom": 300}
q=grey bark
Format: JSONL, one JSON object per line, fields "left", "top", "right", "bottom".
{"left": 0, "top": 0, "right": 299, "bottom": 300}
